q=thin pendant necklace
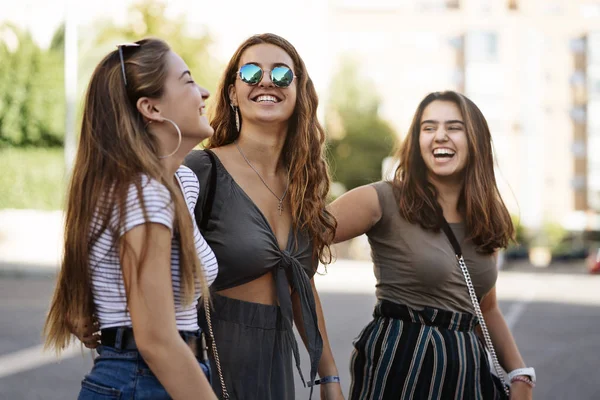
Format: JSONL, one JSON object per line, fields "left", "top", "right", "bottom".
{"left": 234, "top": 140, "right": 290, "bottom": 215}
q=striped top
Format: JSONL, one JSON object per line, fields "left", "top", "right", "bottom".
{"left": 89, "top": 165, "right": 218, "bottom": 331}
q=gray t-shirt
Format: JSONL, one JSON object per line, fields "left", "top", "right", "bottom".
{"left": 367, "top": 181, "right": 498, "bottom": 314}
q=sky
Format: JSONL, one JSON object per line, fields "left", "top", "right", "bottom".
{"left": 0, "top": 0, "right": 334, "bottom": 104}
{"left": 0, "top": 0, "right": 330, "bottom": 78}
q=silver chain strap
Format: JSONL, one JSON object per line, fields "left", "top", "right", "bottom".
{"left": 203, "top": 299, "right": 229, "bottom": 399}
{"left": 456, "top": 255, "right": 510, "bottom": 397}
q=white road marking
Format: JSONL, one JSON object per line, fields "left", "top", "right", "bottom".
{"left": 503, "top": 284, "right": 538, "bottom": 330}
{"left": 0, "top": 343, "right": 87, "bottom": 379}
{"left": 316, "top": 260, "right": 543, "bottom": 330}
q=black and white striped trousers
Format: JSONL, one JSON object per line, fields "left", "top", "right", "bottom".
{"left": 349, "top": 300, "right": 508, "bottom": 400}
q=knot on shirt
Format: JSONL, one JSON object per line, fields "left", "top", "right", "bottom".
{"left": 274, "top": 248, "right": 323, "bottom": 399}
{"left": 280, "top": 250, "right": 296, "bottom": 269}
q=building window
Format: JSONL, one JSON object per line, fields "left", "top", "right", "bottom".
{"left": 570, "top": 70, "right": 586, "bottom": 86}
{"left": 465, "top": 32, "right": 498, "bottom": 62}
{"left": 334, "top": 0, "right": 404, "bottom": 10}
{"left": 477, "top": 0, "right": 492, "bottom": 12}
{"left": 416, "top": 0, "right": 460, "bottom": 11}
{"left": 543, "top": 1, "right": 563, "bottom": 15}
{"left": 570, "top": 106, "right": 586, "bottom": 124}
{"left": 571, "top": 176, "right": 586, "bottom": 190}
{"left": 589, "top": 101, "right": 600, "bottom": 130}
{"left": 572, "top": 140, "right": 587, "bottom": 159}
{"left": 588, "top": 32, "right": 600, "bottom": 65}
{"left": 570, "top": 38, "right": 586, "bottom": 54}
{"left": 581, "top": 2, "right": 600, "bottom": 18}
{"left": 591, "top": 78, "right": 600, "bottom": 99}
{"left": 589, "top": 70, "right": 600, "bottom": 101}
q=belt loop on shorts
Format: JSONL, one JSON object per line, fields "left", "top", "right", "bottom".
{"left": 113, "top": 326, "right": 126, "bottom": 350}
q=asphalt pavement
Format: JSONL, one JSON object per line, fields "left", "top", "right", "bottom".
{"left": 0, "top": 260, "right": 599, "bottom": 399}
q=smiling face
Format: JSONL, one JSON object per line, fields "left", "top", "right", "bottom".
{"left": 419, "top": 100, "right": 469, "bottom": 182}
{"left": 155, "top": 51, "right": 213, "bottom": 140}
{"left": 228, "top": 43, "right": 297, "bottom": 126}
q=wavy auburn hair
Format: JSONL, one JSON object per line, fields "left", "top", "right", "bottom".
{"left": 44, "top": 38, "right": 210, "bottom": 352}
{"left": 393, "top": 91, "right": 514, "bottom": 253}
{"left": 208, "top": 33, "right": 336, "bottom": 264}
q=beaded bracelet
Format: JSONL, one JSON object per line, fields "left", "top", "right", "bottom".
{"left": 510, "top": 375, "right": 535, "bottom": 388}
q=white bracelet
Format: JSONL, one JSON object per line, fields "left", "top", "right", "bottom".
{"left": 508, "top": 367, "right": 536, "bottom": 383}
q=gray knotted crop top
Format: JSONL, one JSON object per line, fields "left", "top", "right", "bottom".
{"left": 184, "top": 149, "right": 323, "bottom": 390}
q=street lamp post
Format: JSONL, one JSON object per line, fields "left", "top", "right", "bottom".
{"left": 64, "top": 0, "right": 77, "bottom": 175}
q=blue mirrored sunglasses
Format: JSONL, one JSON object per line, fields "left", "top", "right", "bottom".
{"left": 237, "top": 63, "right": 296, "bottom": 88}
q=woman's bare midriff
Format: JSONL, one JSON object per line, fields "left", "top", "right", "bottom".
{"left": 217, "top": 271, "right": 291, "bottom": 305}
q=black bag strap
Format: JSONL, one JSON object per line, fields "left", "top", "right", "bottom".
{"left": 438, "top": 213, "right": 511, "bottom": 397}
{"left": 197, "top": 149, "right": 228, "bottom": 398}
{"left": 439, "top": 216, "right": 462, "bottom": 258}
{"left": 200, "top": 149, "right": 217, "bottom": 231}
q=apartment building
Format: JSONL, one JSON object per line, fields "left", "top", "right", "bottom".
{"left": 324, "top": 0, "right": 600, "bottom": 230}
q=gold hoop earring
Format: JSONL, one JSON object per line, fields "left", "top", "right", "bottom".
{"left": 146, "top": 118, "right": 182, "bottom": 159}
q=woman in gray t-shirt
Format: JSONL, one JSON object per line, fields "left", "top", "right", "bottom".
{"left": 331, "top": 91, "right": 534, "bottom": 400}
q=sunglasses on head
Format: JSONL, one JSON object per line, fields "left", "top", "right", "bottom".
{"left": 117, "top": 43, "right": 141, "bottom": 86}
{"left": 237, "top": 63, "right": 296, "bottom": 88}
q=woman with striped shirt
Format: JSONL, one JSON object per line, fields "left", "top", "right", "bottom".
{"left": 44, "top": 38, "right": 218, "bottom": 399}
{"left": 331, "top": 91, "right": 534, "bottom": 400}
{"left": 68, "top": 34, "right": 343, "bottom": 400}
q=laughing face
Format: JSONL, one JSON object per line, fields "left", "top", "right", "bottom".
{"left": 419, "top": 100, "right": 469, "bottom": 181}
{"left": 157, "top": 51, "right": 212, "bottom": 140}
{"left": 228, "top": 43, "right": 297, "bottom": 127}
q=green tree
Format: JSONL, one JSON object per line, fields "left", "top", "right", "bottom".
{"left": 0, "top": 24, "right": 64, "bottom": 147}
{"left": 326, "top": 57, "right": 397, "bottom": 191}
{"left": 87, "top": 0, "right": 219, "bottom": 95}
{"left": 0, "top": 1, "right": 218, "bottom": 149}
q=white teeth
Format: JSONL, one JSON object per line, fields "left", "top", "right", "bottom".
{"left": 256, "top": 95, "right": 278, "bottom": 103}
{"left": 433, "top": 148, "right": 455, "bottom": 156}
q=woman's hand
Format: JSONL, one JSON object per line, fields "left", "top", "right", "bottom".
{"left": 68, "top": 314, "right": 100, "bottom": 349}
{"left": 509, "top": 381, "right": 533, "bottom": 400}
{"left": 320, "top": 383, "right": 345, "bottom": 400}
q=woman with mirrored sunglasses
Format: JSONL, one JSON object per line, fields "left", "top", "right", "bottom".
{"left": 44, "top": 38, "right": 219, "bottom": 399}
{"left": 184, "top": 33, "right": 344, "bottom": 400}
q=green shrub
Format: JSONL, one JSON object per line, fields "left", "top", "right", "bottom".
{"left": 326, "top": 58, "right": 397, "bottom": 190}
{"left": 0, "top": 24, "right": 65, "bottom": 147}
{"left": 0, "top": 148, "right": 66, "bottom": 210}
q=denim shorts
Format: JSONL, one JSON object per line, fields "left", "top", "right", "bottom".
{"left": 78, "top": 334, "right": 211, "bottom": 399}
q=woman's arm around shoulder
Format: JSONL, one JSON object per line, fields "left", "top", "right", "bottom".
{"left": 329, "top": 184, "right": 382, "bottom": 244}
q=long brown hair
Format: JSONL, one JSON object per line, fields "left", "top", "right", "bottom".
{"left": 394, "top": 91, "right": 514, "bottom": 253}
{"left": 44, "top": 38, "right": 210, "bottom": 352}
{"left": 209, "top": 33, "right": 336, "bottom": 264}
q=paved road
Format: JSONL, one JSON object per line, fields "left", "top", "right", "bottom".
{"left": 0, "top": 261, "right": 599, "bottom": 399}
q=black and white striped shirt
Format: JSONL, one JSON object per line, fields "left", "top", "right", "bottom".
{"left": 89, "top": 166, "right": 218, "bottom": 331}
